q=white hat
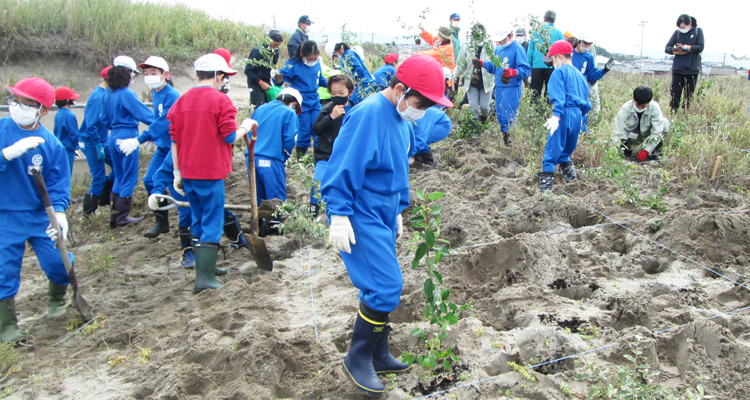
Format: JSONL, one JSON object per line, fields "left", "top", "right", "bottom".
{"left": 492, "top": 28, "right": 512, "bottom": 41}
{"left": 139, "top": 56, "right": 169, "bottom": 72}
{"left": 194, "top": 54, "right": 237, "bottom": 76}
{"left": 325, "top": 41, "right": 336, "bottom": 58}
{"left": 113, "top": 55, "right": 140, "bottom": 74}
{"left": 576, "top": 33, "right": 594, "bottom": 43}
{"left": 278, "top": 87, "right": 303, "bottom": 113}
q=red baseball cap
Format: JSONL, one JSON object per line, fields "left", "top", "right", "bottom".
{"left": 384, "top": 53, "right": 399, "bottom": 65}
{"left": 214, "top": 48, "right": 232, "bottom": 67}
{"left": 396, "top": 55, "right": 453, "bottom": 108}
{"left": 5, "top": 78, "right": 55, "bottom": 108}
{"left": 54, "top": 86, "right": 81, "bottom": 101}
{"left": 101, "top": 66, "right": 112, "bottom": 79}
{"left": 547, "top": 40, "right": 574, "bottom": 57}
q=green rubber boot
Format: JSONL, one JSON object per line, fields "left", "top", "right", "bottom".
{"left": 192, "top": 237, "right": 226, "bottom": 275}
{"left": 194, "top": 242, "right": 224, "bottom": 292}
{"left": 0, "top": 298, "right": 25, "bottom": 344}
{"left": 47, "top": 282, "right": 68, "bottom": 319}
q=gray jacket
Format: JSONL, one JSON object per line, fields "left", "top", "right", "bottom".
{"left": 613, "top": 100, "right": 670, "bottom": 153}
{"left": 454, "top": 42, "right": 495, "bottom": 94}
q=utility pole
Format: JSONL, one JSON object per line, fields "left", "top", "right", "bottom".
{"left": 271, "top": 15, "right": 277, "bottom": 29}
{"left": 372, "top": 33, "right": 374, "bottom": 43}
{"left": 639, "top": 20, "right": 647, "bottom": 69}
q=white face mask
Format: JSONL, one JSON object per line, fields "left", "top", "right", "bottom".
{"left": 553, "top": 58, "right": 563, "bottom": 69}
{"left": 678, "top": 27, "right": 690, "bottom": 34}
{"left": 144, "top": 75, "right": 164, "bottom": 90}
{"left": 451, "top": 21, "right": 460, "bottom": 28}
{"left": 579, "top": 45, "right": 591, "bottom": 53}
{"left": 635, "top": 107, "right": 646, "bottom": 113}
{"left": 397, "top": 91, "right": 426, "bottom": 122}
{"left": 303, "top": 57, "right": 318, "bottom": 67}
{"left": 305, "top": 24, "right": 312, "bottom": 32}
{"left": 515, "top": 36, "right": 525, "bottom": 43}
{"left": 9, "top": 103, "right": 41, "bottom": 128}
{"left": 500, "top": 40, "right": 512, "bottom": 48}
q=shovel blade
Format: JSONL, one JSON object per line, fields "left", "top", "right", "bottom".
{"left": 72, "top": 292, "right": 95, "bottom": 321}
{"left": 247, "top": 233, "right": 273, "bottom": 271}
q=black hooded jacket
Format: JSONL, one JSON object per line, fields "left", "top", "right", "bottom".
{"left": 665, "top": 27, "right": 704, "bottom": 75}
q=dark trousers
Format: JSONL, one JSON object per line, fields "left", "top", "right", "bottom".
{"left": 530, "top": 68, "right": 554, "bottom": 100}
{"left": 249, "top": 83, "right": 267, "bottom": 108}
{"left": 670, "top": 73, "right": 697, "bottom": 112}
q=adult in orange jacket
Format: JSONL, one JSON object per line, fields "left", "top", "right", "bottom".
{"left": 417, "top": 26, "right": 455, "bottom": 71}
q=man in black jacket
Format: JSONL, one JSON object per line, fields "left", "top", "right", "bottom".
{"left": 288, "top": 15, "right": 312, "bottom": 58}
{"left": 246, "top": 30, "right": 284, "bottom": 108}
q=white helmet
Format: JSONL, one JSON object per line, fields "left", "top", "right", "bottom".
{"left": 278, "top": 87, "right": 303, "bottom": 113}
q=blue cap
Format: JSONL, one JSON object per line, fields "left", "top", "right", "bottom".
{"left": 298, "top": 15, "right": 313, "bottom": 24}
{"left": 450, "top": 13, "right": 461, "bottom": 20}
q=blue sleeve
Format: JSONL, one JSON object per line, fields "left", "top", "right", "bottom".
{"left": 514, "top": 46, "right": 531, "bottom": 80}
{"left": 483, "top": 59, "right": 499, "bottom": 75}
{"left": 47, "top": 143, "right": 72, "bottom": 212}
{"left": 66, "top": 113, "right": 79, "bottom": 149}
{"left": 280, "top": 62, "right": 294, "bottom": 83}
{"left": 282, "top": 111, "right": 299, "bottom": 159}
{"left": 586, "top": 66, "right": 607, "bottom": 83}
{"left": 321, "top": 111, "right": 382, "bottom": 216}
{"left": 399, "top": 129, "right": 415, "bottom": 214}
{"left": 527, "top": 38, "right": 537, "bottom": 66}
{"left": 80, "top": 92, "right": 102, "bottom": 141}
{"left": 139, "top": 93, "right": 175, "bottom": 144}
{"left": 99, "top": 91, "right": 111, "bottom": 129}
{"left": 319, "top": 69, "right": 327, "bottom": 88}
{"left": 428, "top": 112, "right": 452, "bottom": 145}
{"left": 547, "top": 70, "right": 566, "bottom": 118}
{"left": 225, "top": 131, "right": 237, "bottom": 144}
{"left": 124, "top": 90, "right": 156, "bottom": 125}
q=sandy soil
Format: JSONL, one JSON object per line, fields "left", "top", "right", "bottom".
{"left": 3, "top": 60, "right": 750, "bottom": 400}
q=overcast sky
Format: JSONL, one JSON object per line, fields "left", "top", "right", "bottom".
{"left": 149, "top": 0, "right": 748, "bottom": 66}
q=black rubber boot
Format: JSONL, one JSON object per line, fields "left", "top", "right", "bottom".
{"left": 259, "top": 217, "right": 282, "bottom": 237}
{"left": 144, "top": 199, "right": 169, "bottom": 238}
{"left": 372, "top": 321, "right": 410, "bottom": 374}
{"left": 109, "top": 193, "right": 120, "bottom": 229}
{"left": 99, "top": 179, "right": 114, "bottom": 207}
{"left": 47, "top": 282, "right": 68, "bottom": 319}
{"left": 342, "top": 302, "right": 387, "bottom": 396}
{"left": 82, "top": 193, "right": 99, "bottom": 217}
{"left": 194, "top": 242, "right": 223, "bottom": 292}
{"left": 112, "top": 196, "right": 144, "bottom": 228}
{"left": 308, "top": 203, "right": 320, "bottom": 218}
{"left": 560, "top": 162, "right": 578, "bottom": 182}
{"left": 539, "top": 172, "right": 554, "bottom": 192}
{"left": 179, "top": 227, "right": 195, "bottom": 269}
{"left": 413, "top": 150, "right": 435, "bottom": 166}
{"left": 503, "top": 131, "right": 511, "bottom": 147}
{"left": 223, "top": 212, "right": 247, "bottom": 249}
{"left": 294, "top": 146, "right": 308, "bottom": 159}
{"left": 193, "top": 237, "right": 226, "bottom": 275}
{"left": 0, "top": 298, "right": 25, "bottom": 344}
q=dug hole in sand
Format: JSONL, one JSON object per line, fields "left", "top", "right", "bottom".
{"left": 3, "top": 59, "right": 750, "bottom": 399}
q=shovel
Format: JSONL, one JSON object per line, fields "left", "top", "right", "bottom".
{"left": 151, "top": 194, "right": 283, "bottom": 220}
{"left": 243, "top": 126, "right": 274, "bottom": 271}
{"left": 31, "top": 168, "right": 95, "bottom": 321}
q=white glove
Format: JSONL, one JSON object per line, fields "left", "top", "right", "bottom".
{"left": 118, "top": 138, "right": 140, "bottom": 156}
{"left": 328, "top": 215, "right": 356, "bottom": 253}
{"left": 173, "top": 170, "right": 185, "bottom": 196}
{"left": 544, "top": 116, "right": 560, "bottom": 136}
{"left": 240, "top": 119, "right": 258, "bottom": 132}
{"left": 2, "top": 137, "right": 45, "bottom": 161}
{"left": 397, "top": 214, "right": 403, "bottom": 241}
{"left": 46, "top": 212, "right": 68, "bottom": 242}
{"left": 148, "top": 194, "right": 161, "bottom": 210}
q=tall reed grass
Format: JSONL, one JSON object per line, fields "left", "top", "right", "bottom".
{"left": 0, "top": 0, "right": 266, "bottom": 67}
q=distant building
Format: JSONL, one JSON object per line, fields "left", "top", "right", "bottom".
{"left": 702, "top": 66, "right": 737, "bottom": 76}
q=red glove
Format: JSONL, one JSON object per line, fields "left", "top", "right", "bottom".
{"left": 503, "top": 68, "right": 517, "bottom": 78}
{"left": 637, "top": 150, "right": 649, "bottom": 162}
{"left": 472, "top": 59, "right": 483, "bottom": 68}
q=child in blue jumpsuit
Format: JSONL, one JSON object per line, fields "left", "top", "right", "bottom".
{"left": 571, "top": 35, "right": 612, "bottom": 133}
{"left": 372, "top": 54, "right": 398, "bottom": 92}
{"left": 539, "top": 40, "right": 591, "bottom": 191}
{"left": 475, "top": 29, "right": 531, "bottom": 146}
{"left": 53, "top": 87, "right": 81, "bottom": 173}
{"left": 247, "top": 87, "right": 299, "bottom": 205}
{"left": 79, "top": 67, "right": 115, "bottom": 216}
{"left": 310, "top": 74, "right": 354, "bottom": 216}
{"left": 118, "top": 56, "right": 180, "bottom": 238}
{"left": 410, "top": 106, "right": 452, "bottom": 165}
{"left": 101, "top": 56, "right": 155, "bottom": 228}
{"left": 1, "top": 78, "right": 73, "bottom": 343}
{"left": 280, "top": 40, "right": 327, "bottom": 157}
{"left": 334, "top": 43, "right": 376, "bottom": 105}
{"left": 322, "top": 55, "right": 453, "bottom": 396}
